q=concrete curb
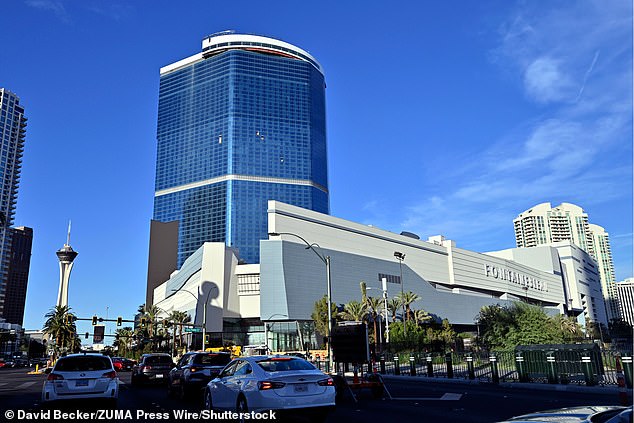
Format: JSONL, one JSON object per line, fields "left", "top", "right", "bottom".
{"left": 370, "top": 374, "right": 633, "bottom": 395}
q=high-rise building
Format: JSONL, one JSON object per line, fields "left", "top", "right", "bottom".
{"left": 616, "top": 278, "right": 634, "bottom": 326}
{"left": 513, "top": 202, "right": 620, "bottom": 320}
{"left": 150, "top": 31, "right": 329, "bottom": 271}
{"left": 513, "top": 203, "right": 594, "bottom": 253}
{"left": 0, "top": 89, "right": 28, "bottom": 318}
{"left": 588, "top": 223, "right": 619, "bottom": 320}
{"left": 2, "top": 226, "right": 33, "bottom": 325}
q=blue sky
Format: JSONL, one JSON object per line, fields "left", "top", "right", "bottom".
{"left": 1, "top": 0, "right": 631, "bottom": 336}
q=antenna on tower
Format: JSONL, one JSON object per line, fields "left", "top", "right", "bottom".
{"left": 66, "top": 221, "right": 71, "bottom": 246}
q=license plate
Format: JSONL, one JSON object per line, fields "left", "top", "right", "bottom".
{"left": 155, "top": 374, "right": 163, "bottom": 378}
{"left": 76, "top": 380, "right": 89, "bottom": 387}
{"left": 294, "top": 384, "right": 308, "bottom": 393}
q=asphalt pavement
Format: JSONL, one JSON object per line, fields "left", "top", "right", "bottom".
{"left": 0, "top": 367, "right": 631, "bottom": 423}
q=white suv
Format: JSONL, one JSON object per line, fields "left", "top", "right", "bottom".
{"left": 42, "top": 354, "right": 119, "bottom": 406}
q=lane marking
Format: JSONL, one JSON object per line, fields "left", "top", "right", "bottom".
{"left": 0, "top": 381, "right": 36, "bottom": 390}
{"left": 16, "top": 382, "right": 37, "bottom": 389}
{"left": 390, "top": 393, "right": 463, "bottom": 401}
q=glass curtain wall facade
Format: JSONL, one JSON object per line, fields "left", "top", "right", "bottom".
{"left": 154, "top": 33, "right": 328, "bottom": 266}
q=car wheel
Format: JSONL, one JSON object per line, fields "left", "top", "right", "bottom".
{"left": 203, "top": 389, "right": 213, "bottom": 411}
{"left": 236, "top": 395, "right": 248, "bottom": 423}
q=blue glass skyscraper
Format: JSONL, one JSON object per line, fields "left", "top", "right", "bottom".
{"left": 153, "top": 32, "right": 329, "bottom": 266}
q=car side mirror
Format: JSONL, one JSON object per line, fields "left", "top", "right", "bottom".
{"left": 44, "top": 367, "right": 52, "bottom": 374}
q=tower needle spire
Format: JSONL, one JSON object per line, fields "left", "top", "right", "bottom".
{"left": 67, "top": 220, "right": 71, "bottom": 246}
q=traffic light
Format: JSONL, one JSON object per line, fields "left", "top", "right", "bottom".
{"left": 65, "top": 314, "right": 74, "bottom": 324}
{"left": 162, "top": 319, "right": 168, "bottom": 327}
{"left": 140, "top": 317, "right": 147, "bottom": 326}
{"left": 116, "top": 316, "right": 122, "bottom": 326}
{"left": 85, "top": 332, "right": 89, "bottom": 339}
{"left": 92, "top": 315, "right": 98, "bottom": 325}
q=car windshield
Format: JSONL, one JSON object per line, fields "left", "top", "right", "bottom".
{"left": 55, "top": 356, "right": 111, "bottom": 372}
{"left": 194, "top": 354, "right": 232, "bottom": 366}
{"left": 145, "top": 356, "right": 173, "bottom": 365}
{"left": 257, "top": 358, "right": 315, "bottom": 372}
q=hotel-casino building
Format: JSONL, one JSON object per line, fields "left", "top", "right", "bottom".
{"left": 151, "top": 32, "right": 328, "bottom": 267}
{"left": 153, "top": 202, "right": 607, "bottom": 350}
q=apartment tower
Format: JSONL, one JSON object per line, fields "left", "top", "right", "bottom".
{"left": 513, "top": 202, "right": 620, "bottom": 320}
{"left": 616, "top": 278, "right": 634, "bottom": 326}
{"left": 0, "top": 89, "right": 31, "bottom": 322}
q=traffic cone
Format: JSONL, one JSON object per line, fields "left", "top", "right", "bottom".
{"left": 615, "top": 355, "right": 629, "bottom": 406}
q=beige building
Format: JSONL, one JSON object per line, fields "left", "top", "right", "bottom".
{"left": 616, "top": 278, "right": 634, "bottom": 326}
{"left": 513, "top": 202, "right": 619, "bottom": 320}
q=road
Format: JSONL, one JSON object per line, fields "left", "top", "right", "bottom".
{"left": 0, "top": 368, "right": 630, "bottom": 422}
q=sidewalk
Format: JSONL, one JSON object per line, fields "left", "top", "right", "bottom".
{"left": 344, "top": 372, "right": 633, "bottom": 396}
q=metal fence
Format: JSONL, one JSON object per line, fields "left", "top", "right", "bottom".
{"left": 314, "top": 349, "right": 633, "bottom": 388}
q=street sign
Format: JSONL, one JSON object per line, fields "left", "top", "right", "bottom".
{"left": 93, "top": 325, "right": 105, "bottom": 343}
{"left": 184, "top": 327, "right": 202, "bottom": 333}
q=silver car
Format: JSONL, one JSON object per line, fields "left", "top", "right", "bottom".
{"left": 204, "top": 355, "right": 335, "bottom": 422}
{"left": 498, "top": 405, "right": 631, "bottom": 422}
{"left": 42, "top": 354, "right": 119, "bottom": 406}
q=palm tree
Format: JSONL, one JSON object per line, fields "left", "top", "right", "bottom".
{"left": 413, "top": 308, "right": 432, "bottom": 327}
{"left": 43, "top": 305, "right": 78, "bottom": 359}
{"left": 169, "top": 310, "right": 191, "bottom": 353}
{"left": 341, "top": 301, "right": 367, "bottom": 322}
{"left": 554, "top": 315, "right": 582, "bottom": 342}
{"left": 114, "top": 327, "right": 134, "bottom": 357}
{"left": 387, "top": 298, "right": 402, "bottom": 322}
{"left": 395, "top": 291, "right": 420, "bottom": 322}
{"left": 365, "top": 296, "right": 383, "bottom": 350}
{"left": 138, "top": 303, "right": 162, "bottom": 339}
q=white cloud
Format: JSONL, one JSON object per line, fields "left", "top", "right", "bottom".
{"left": 524, "top": 57, "right": 574, "bottom": 103}
{"left": 367, "top": 2, "right": 632, "bottom": 262}
{"left": 25, "top": 0, "right": 70, "bottom": 22}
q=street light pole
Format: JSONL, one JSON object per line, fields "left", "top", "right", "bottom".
{"left": 269, "top": 232, "right": 333, "bottom": 372}
{"left": 382, "top": 278, "right": 390, "bottom": 344}
{"left": 325, "top": 255, "right": 332, "bottom": 364}
{"left": 394, "top": 251, "right": 406, "bottom": 336}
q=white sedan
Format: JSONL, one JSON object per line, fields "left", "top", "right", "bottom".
{"left": 204, "top": 355, "right": 335, "bottom": 421}
{"left": 42, "top": 353, "right": 119, "bottom": 406}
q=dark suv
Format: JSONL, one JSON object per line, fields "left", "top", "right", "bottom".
{"left": 131, "top": 354, "right": 174, "bottom": 385}
{"left": 167, "top": 352, "right": 232, "bottom": 399}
